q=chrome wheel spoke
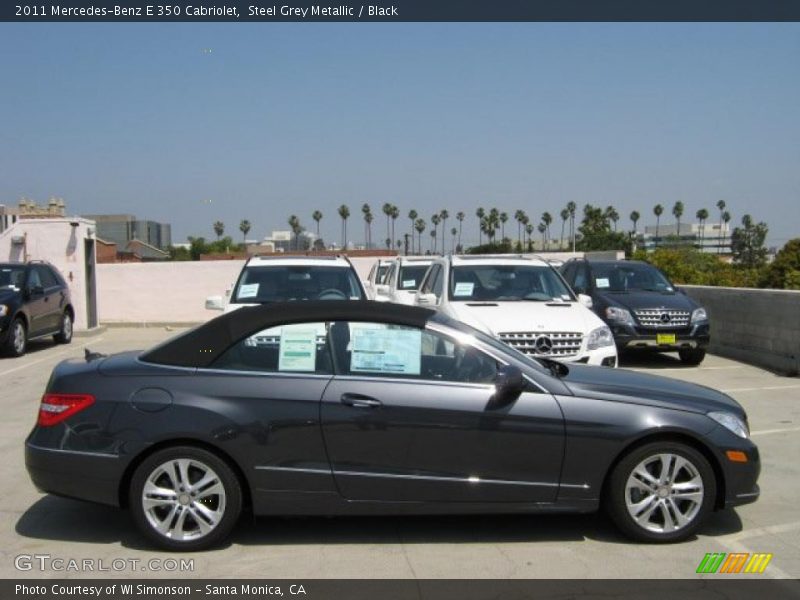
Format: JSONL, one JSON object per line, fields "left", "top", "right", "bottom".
{"left": 154, "top": 504, "right": 180, "bottom": 535}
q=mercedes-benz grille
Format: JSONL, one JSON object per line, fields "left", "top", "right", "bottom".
{"left": 634, "top": 309, "right": 691, "bottom": 328}
{"left": 498, "top": 332, "right": 583, "bottom": 358}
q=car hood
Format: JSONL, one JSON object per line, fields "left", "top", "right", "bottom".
{"left": 0, "top": 288, "right": 21, "bottom": 304}
{"left": 562, "top": 363, "right": 744, "bottom": 417}
{"left": 446, "top": 300, "right": 604, "bottom": 335}
{"left": 596, "top": 289, "right": 698, "bottom": 312}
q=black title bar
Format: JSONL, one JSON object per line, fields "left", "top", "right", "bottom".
{"left": 4, "top": 0, "right": 800, "bottom": 22}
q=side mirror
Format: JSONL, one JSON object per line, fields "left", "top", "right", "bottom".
{"left": 416, "top": 292, "right": 437, "bottom": 306}
{"left": 493, "top": 365, "right": 525, "bottom": 405}
{"left": 374, "top": 284, "right": 390, "bottom": 297}
{"left": 578, "top": 293, "right": 593, "bottom": 309}
{"left": 205, "top": 295, "right": 224, "bottom": 311}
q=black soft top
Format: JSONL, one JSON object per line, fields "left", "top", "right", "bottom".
{"left": 140, "top": 300, "right": 436, "bottom": 368}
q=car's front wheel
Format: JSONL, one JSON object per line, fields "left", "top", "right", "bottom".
{"left": 129, "top": 446, "right": 242, "bottom": 551}
{"left": 2, "top": 317, "right": 27, "bottom": 357}
{"left": 53, "top": 310, "right": 73, "bottom": 344}
{"left": 606, "top": 441, "right": 716, "bottom": 543}
{"left": 679, "top": 348, "right": 706, "bottom": 365}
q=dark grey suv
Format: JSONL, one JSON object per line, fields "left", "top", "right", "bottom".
{"left": 0, "top": 261, "right": 74, "bottom": 357}
{"left": 26, "top": 301, "right": 758, "bottom": 550}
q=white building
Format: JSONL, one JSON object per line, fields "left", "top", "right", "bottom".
{"left": 641, "top": 221, "right": 731, "bottom": 253}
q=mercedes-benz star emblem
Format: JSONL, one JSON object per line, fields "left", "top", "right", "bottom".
{"left": 534, "top": 335, "right": 553, "bottom": 354}
{"left": 659, "top": 312, "right": 672, "bottom": 323}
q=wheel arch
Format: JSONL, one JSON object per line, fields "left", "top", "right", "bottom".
{"left": 118, "top": 438, "right": 253, "bottom": 511}
{"left": 599, "top": 431, "right": 726, "bottom": 511}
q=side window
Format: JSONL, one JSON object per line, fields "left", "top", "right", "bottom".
{"left": 561, "top": 263, "right": 575, "bottom": 285}
{"left": 431, "top": 266, "right": 444, "bottom": 299}
{"left": 419, "top": 265, "right": 440, "bottom": 295}
{"left": 27, "top": 268, "right": 42, "bottom": 289}
{"left": 211, "top": 322, "right": 332, "bottom": 374}
{"left": 37, "top": 266, "right": 59, "bottom": 289}
{"left": 573, "top": 265, "right": 589, "bottom": 293}
{"left": 330, "top": 321, "right": 497, "bottom": 384}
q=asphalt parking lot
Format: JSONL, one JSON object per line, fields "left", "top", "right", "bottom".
{"left": 2, "top": 328, "right": 799, "bottom": 580}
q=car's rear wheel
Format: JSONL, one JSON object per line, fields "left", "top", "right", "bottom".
{"left": 3, "top": 318, "right": 27, "bottom": 357}
{"left": 53, "top": 311, "right": 73, "bottom": 344}
{"left": 678, "top": 348, "right": 706, "bottom": 365}
{"left": 129, "top": 446, "right": 242, "bottom": 551}
{"left": 606, "top": 441, "right": 716, "bottom": 543}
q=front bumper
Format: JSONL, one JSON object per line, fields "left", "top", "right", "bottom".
{"left": 610, "top": 322, "right": 710, "bottom": 352}
{"left": 704, "top": 425, "right": 761, "bottom": 510}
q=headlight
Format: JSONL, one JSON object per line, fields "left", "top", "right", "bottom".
{"left": 691, "top": 308, "right": 708, "bottom": 323}
{"left": 708, "top": 411, "right": 749, "bottom": 439}
{"left": 587, "top": 325, "right": 615, "bottom": 350}
{"left": 0, "top": 305, "right": 7, "bottom": 317}
{"left": 605, "top": 306, "right": 634, "bottom": 326}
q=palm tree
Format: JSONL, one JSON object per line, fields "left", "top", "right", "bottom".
{"left": 630, "top": 210, "right": 640, "bottom": 235}
{"left": 499, "top": 212, "right": 508, "bottom": 242}
{"left": 414, "top": 218, "right": 426, "bottom": 255}
{"left": 487, "top": 208, "right": 500, "bottom": 245}
{"left": 537, "top": 222, "right": 547, "bottom": 249}
{"left": 696, "top": 208, "right": 709, "bottom": 248}
{"left": 430, "top": 213, "right": 441, "bottom": 253}
{"left": 288, "top": 215, "right": 304, "bottom": 250}
{"left": 439, "top": 209, "right": 449, "bottom": 254}
{"left": 429, "top": 229, "right": 437, "bottom": 253}
{"left": 559, "top": 208, "right": 569, "bottom": 249}
{"left": 475, "top": 207, "right": 485, "bottom": 245}
{"left": 566, "top": 201, "right": 577, "bottom": 252}
{"left": 653, "top": 204, "right": 664, "bottom": 247}
{"left": 390, "top": 205, "right": 400, "bottom": 249}
{"left": 604, "top": 206, "right": 619, "bottom": 232}
{"left": 382, "top": 203, "right": 393, "bottom": 248}
{"left": 673, "top": 201, "right": 685, "bottom": 242}
{"left": 456, "top": 211, "right": 465, "bottom": 251}
{"left": 361, "top": 203, "right": 372, "bottom": 247}
{"left": 213, "top": 221, "right": 224, "bottom": 240}
{"left": 337, "top": 204, "right": 350, "bottom": 249}
{"left": 239, "top": 220, "right": 251, "bottom": 244}
{"left": 312, "top": 210, "right": 323, "bottom": 237}
{"left": 408, "top": 209, "right": 418, "bottom": 253}
{"left": 721, "top": 210, "right": 731, "bottom": 253}
{"left": 525, "top": 223, "right": 534, "bottom": 252}
{"left": 450, "top": 227, "right": 458, "bottom": 253}
{"left": 716, "top": 200, "right": 727, "bottom": 254}
{"left": 514, "top": 210, "right": 527, "bottom": 248}
{"left": 541, "top": 212, "right": 553, "bottom": 248}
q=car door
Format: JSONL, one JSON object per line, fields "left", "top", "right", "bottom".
{"left": 320, "top": 320, "right": 565, "bottom": 503}
{"left": 196, "top": 322, "right": 337, "bottom": 496}
{"left": 35, "top": 266, "right": 63, "bottom": 332}
{"left": 24, "top": 267, "right": 49, "bottom": 336}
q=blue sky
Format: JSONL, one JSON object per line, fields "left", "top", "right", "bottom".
{"left": 1, "top": 23, "right": 798, "bottom": 247}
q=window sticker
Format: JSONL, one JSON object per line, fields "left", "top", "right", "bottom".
{"left": 238, "top": 283, "right": 259, "bottom": 298}
{"left": 351, "top": 326, "right": 421, "bottom": 375}
{"left": 402, "top": 279, "right": 416, "bottom": 288}
{"left": 453, "top": 282, "right": 475, "bottom": 297}
{"left": 278, "top": 326, "right": 318, "bottom": 372}
{"left": 595, "top": 278, "right": 610, "bottom": 289}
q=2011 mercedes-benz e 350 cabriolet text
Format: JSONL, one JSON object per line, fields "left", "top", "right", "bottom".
{"left": 25, "top": 301, "right": 760, "bottom": 550}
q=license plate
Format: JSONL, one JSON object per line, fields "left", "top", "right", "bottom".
{"left": 656, "top": 333, "right": 676, "bottom": 345}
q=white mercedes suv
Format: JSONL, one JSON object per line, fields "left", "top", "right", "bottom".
{"left": 373, "top": 256, "right": 434, "bottom": 305}
{"left": 413, "top": 255, "right": 618, "bottom": 366}
{"left": 205, "top": 255, "right": 366, "bottom": 313}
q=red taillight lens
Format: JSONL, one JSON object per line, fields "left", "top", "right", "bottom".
{"left": 37, "top": 393, "right": 95, "bottom": 427}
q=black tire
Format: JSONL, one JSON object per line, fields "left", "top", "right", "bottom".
{"left": 605, "top": 441, "right": 716, "bottom": 543}
{"left": 53, "top": 311, "right": 73, "bottom": 344}
{"left": 2, "top": 317, "right": 27, "bottom": 357}
{"left": 679, "top": 348, "right": 706, "bottom": 366}
{"left": 129, "top": 446, "right": 242, "bottom": 551}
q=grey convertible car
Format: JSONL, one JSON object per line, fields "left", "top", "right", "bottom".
{"left": 26, "top": 301, "right": 759, "bottom": 550}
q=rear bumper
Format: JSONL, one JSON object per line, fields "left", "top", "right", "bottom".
{"left": 25, "top": 441, "right": 123, "bottom": 507}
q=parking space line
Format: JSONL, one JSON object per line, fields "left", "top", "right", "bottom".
{"left": 751, "top": 426, "right": 800, "bottom": 437}
{"left": 0, "top": 338, "right": 103, "bottom": 377}
{"left": 721, "top": 385, "right": 800, "bottom": 393}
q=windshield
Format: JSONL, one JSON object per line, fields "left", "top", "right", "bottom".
{"left": 233, "top": 266, "right": 364, "bottom": 303}
{"left": 449, "top": 264, "right": 574, "bottom": 302}
{"left": 592, "top": 263, "right": 674, "bottom": 293}
{"left": 0, "top": 266, "right": 25, "bottom": 290}
{"left": 376, "top": 264, "right": 390, "bottom": 284}
{"left": 397, "top": 265, "right": 430, "bottom": 291}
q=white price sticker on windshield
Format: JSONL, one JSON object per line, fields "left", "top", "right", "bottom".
{"left": 453, "top": 282, "right": 474, "bottom": 297}
{"left": 402, "top": 279, "right": 416, "bottom": 288}
{"left": 278, "top": 326, "right": 317, "bottom": 372}
{"left": 351, "top": 326, "right": 421, "bottom": 375}
{"left": 595, "top": 278, "right": 610, "bottom": 289}
{"left": 238, "top": 283, "right": 259, "bottom": 298}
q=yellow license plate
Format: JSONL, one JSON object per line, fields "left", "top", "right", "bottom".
{"left": 656, "top": 333, "right": 676, "bottom": 345}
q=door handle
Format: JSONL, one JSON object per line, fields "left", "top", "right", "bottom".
{"left": 340, "top": 393, "right": 382, "bottom": 408}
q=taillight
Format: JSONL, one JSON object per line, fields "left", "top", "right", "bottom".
{"left": 37, "top": 393, "right": 95, "bottom": 427}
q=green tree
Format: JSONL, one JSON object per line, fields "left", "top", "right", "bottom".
{"left": 450, "top": 227, "right": 458, "bottom": 253}
{"left": 514, "top": 209, "right": 527, "bottom": 248}
{"left": 672, "top": 201, "right": 685, "bottom": 240}
{"left": 559, "top": 208, "right": 569, "bottom": 250}
{"left": 414, "top": 218, "right": 426, "bottom": 255}
{"left": 630, "top": 210, "right": 641, "bottom": 235}
{"left": 731, "top": 214, "right": 769, "bottom": 268}
{"left": 604, "top": 206, "right": 619, "bottom": 232}
{"left": 408, "top": 209, "right": 418, "bottom": 253}
{"left": 361, "top": 203, "right": 372, "bottom": 247}
{"left": 475, "top": 207, "right": 485, "bottom": 246}
{"left": 761, "top": 238, "right": 800, "bottom": 289}
{"left": 541, "top": 212, "right": 553, "bottom": 248}
{"left": 566, "top": 202, "right": 577, "bottom": 251}
{"left": 696, "top": 208, "right": 709, "bottom": 248}
{"left": 382, "top": 203, "right": 393, "bottom": 247}
{"left": 213, "top": 221, "right": 224, "bottom": 240}
{"left": 312, "top": 210, "right": 323, "bottom": 237}
{"left": 430, "top": 213, "right": 441, "bottom": 253}
{"left": 338, "top": 204, "right": 350, "bottom": 249}
{"left": 525, "top": 223, "right": 534, "bottom": 252}
{"left": 288, "top": 215, "right": 302, "bottom": 250}
{"left": 576, "top": 204, "right": 630, "bottom": 252}
{"left": 456, "top": 211, "right": 465, "bottom": 251}
{"left": 390, "top": 205, "right": 400, "bottom": 249}
{"left": 239, "top": 220, "right": 251, "bottom": 245}
{"left": 439, "top": 209, "right": 449, "bottom": 253}
{"left": 653, "top": 204, "right": 664, "bottom": 246}
{"left": 716, "top": 199, "right": 727, "bottom": 254}
{"left": 499, "top": 211, "right": 508, "bottom": 242}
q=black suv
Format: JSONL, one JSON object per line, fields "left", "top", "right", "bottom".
{"left": 0, "top": 262, "right": 74, "bottom": 357}
{"left": 560, "top": 259, "right": 709, "bottom": 365}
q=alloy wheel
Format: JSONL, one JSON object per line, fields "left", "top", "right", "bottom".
{"left": 12, "top": 321, "right": 26, "bottom": 355}
{"left": 141, "top": 458, "right": 226, "bottom": 542}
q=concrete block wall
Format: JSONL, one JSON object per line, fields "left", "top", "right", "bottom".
{"left": 683, "top": 285, "right": 800, "bottom": 376}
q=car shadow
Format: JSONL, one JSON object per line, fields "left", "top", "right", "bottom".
{"left": 15, "top": 495, "right": 744, "bottom": 551}
{"left": 0, "top": 338, "right": 61, "bottom": 359}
